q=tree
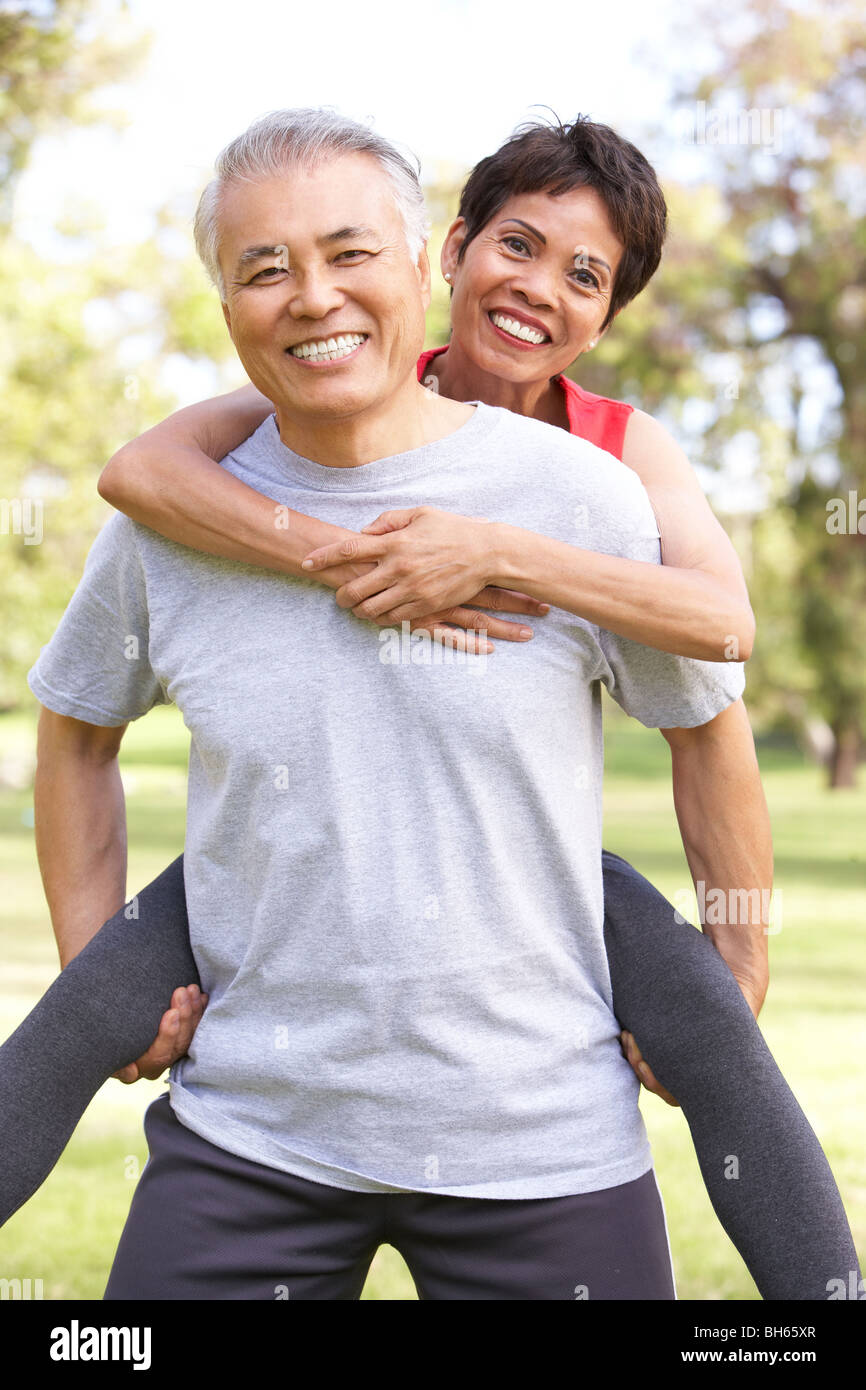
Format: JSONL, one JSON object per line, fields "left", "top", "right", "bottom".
{"left": 578, "top": 0, "right": 866, "bottom": 785}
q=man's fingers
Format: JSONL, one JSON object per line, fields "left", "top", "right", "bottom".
{"left": 112, "top": 1062, "right": 140, "bottom": 1084}
{"left": 111, "top": 985, "right": 209, "bottom": 1084}
{"left": 620, "top": 1030, "right": 680, "bottom": 1108}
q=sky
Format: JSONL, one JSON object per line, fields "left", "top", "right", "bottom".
{"left": 14, "top": 0, "right": 682, "bottom": 251}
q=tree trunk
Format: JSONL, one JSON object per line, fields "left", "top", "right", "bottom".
{"left": 827, "top": 723, "right": 861, "bottom": 788}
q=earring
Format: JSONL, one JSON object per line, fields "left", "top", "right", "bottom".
{"left": 444, "top": 272, "right": 453, "bottom": 283}
{"left": 587, "top": 339, "right": 597, "bottom": 349}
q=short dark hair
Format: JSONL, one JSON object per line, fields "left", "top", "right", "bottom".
{"left": 456, "top": 114, "right": 667, "bottom": 330}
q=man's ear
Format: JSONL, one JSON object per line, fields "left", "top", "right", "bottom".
{"left": 416, "top": 243, "right": 432, "bottom": 310}
{"left": 440, "top": 216, "right": 467, "bottom": 285}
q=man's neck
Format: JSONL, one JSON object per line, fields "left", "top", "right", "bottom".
{"left": 274, "top": 379, "right": 474, "bottom": 468}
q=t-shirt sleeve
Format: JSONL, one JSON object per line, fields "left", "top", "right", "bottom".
{"left": 578, "top": 453, "right": 746, "bottom": 729}
{"left": 595, "top": 629, "right": 745, "bottom": 729}
{"left": 27, "top": 513, "right": 170, "bottom": 727}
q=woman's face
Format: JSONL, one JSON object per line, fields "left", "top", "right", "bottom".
{"left": 441, "top": 185, "right": 624, "bottom": 383}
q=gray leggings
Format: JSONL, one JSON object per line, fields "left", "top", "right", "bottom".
{"left": 0, "top": 852, "right": 860, "bottom": 1299}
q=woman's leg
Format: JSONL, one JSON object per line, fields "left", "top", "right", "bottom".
{"left": 0, "top": 855, "right": 197, "bottom": 1227}
{"left": 602, "top": 848, "right": 861, "bottom": 1301}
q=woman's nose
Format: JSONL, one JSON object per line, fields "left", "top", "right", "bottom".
{"left": 512, "top": 263, "right": 557, "bottom": 310}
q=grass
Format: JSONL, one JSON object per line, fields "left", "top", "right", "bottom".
{"left": 0, "top": 703, "right": 863, "bottom": 1301}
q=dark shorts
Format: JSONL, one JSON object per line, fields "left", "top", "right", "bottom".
{"left": 104, "top": 1095, "right": 675, "bottom": 1301}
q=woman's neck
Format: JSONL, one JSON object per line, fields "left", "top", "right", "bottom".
{"left": 431, "top": 340, "right": 568, "bottom": 430}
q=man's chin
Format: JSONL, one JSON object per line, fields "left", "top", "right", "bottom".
{"left": 273, "top": 385, "right": 380, "bottom": 430}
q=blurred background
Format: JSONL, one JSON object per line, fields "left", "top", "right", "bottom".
{"left": 0, "top": 0, "right": 863, "bottom": 1299}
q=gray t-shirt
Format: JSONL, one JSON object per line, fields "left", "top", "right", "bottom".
{"left": 28, "top": 402, "right": 745, "bottom": 1199}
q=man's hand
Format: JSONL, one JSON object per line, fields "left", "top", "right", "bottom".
{"left": 113, "top": 984, "right": 208, "bottom": 1084}
{"left": 620, "top": 954, "right": 765, "bottom": 1108}
{"left": 619, "top": 1030, "right": 680, "bottom": 1107}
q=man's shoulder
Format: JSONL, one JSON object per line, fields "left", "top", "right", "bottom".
{"left": 484, "top": 404, "right": 640, "bottom": 473}
{"left": 479, "top": 405, "right": 651, "bottom": 508}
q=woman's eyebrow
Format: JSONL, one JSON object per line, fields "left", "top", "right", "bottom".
{"left": 502, "top": 219, "right": 611, "bottom": 273}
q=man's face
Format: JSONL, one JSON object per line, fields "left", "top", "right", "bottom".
{"left": 217, "top": 153, "right": 431, "bottom": 429}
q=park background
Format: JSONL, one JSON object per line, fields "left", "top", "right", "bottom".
{"left": 0, "top": 0, "right": 864, "bottom": 1298}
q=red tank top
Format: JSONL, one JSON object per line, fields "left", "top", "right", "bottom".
{"left": 416, "top": 345, "right": 633, "bottom": 462}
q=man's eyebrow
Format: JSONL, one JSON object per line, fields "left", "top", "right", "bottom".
{"left": 318, "top": 225, "right": 379, "bottom": 245}
{"left": 501, "top": 219, "right": 611, "bottom": 273}
{"left": 235, "top": 245, "right": 286, "bottom": 272}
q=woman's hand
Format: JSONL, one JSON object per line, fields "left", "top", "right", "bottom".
{"left": 301, "top": 506, "right": 512, "bottom": 621}
{"left": 310, "top": 545, "right": 548, "bottom": 653}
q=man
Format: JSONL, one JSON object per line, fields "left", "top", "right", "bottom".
{"left": 28, "top": 110, "right": 754, "bottom": 1299}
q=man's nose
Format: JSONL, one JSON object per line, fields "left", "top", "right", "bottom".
{"left": 287, "top": 268, "right": 345, "bottom": 319}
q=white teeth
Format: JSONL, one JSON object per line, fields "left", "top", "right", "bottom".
{"left": 491, "top": 313, "right": 546, "bottom": 345}
{"left": 290, "top": 333, "right": 366, "bottom": 361}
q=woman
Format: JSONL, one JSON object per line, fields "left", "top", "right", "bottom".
{"left": 2, "top": 114, "right": 859, "bottom": 1299}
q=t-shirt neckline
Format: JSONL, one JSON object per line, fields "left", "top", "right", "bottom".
{"left": 258, "top": 400, "right": 501, "bottom": 492}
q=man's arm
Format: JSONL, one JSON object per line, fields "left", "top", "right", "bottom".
{"left": 620, "top": 697, "right": 771, "bottom": 1106}
{"left": 33, "top": 705, "right": 203, "bottom": 1079}
{"left": 660, "top": 697, "right": 772, "bottom": 1020}
{"left": 34, "top": 707, "right": 128, "bottom": 967}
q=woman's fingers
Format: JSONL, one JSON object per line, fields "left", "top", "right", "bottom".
{"left": 408, "top": 619, "right": 493, "bottom": 654}
{"left": 467, "top": 588, "right": 550, "bottom": 616}
{"left": 361, "top": 508, "right": 424, "bottom": 535}
{"left": 301, "top": 535, "right": 384, "bottom": 571}
{"left": 430, "top": 608, "right": 534, "bottom": 642}
{"left": 335, "top": 573, "right": 399, "bottom": 614}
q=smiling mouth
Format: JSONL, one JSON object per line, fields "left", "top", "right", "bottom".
{"left": 488, "top": 312, "right": 550, "bottom": 346}
{"left": 287, "top": 333, "right": 369, "bottom": 363}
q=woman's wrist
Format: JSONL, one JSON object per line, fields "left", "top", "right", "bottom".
{"left": 485, "top": 523, "right": 540, "bottom": 594}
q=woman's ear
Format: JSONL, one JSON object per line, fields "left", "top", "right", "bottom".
{"left": 440, "top": 216, "right": 467, "bottom": 285}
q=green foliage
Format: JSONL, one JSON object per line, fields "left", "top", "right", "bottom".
{"left": 0, "top": 0, "right": 148, "bottom": 224}
{"left": 579, "top": 0, "right": 866, "bottom": 783}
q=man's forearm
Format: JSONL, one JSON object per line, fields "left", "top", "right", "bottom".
{"left": 661, "top": 699, "right": 772, "bottom": 1015}
{"left": 34, "top": 742, "right": 128, "bottom": 967}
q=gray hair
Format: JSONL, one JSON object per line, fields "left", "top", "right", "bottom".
{"left": 194, "top": 108, "right": 431, "bottom": 298}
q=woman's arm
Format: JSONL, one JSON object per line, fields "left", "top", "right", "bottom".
{"left": 300, "top": 410, "right": 755, "bottom": 663}
{"left": 98, "top": 388, "right": 548, "bottom": 652}
{"left": 98, "top": 384, "right": 353, "bottom": 574}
